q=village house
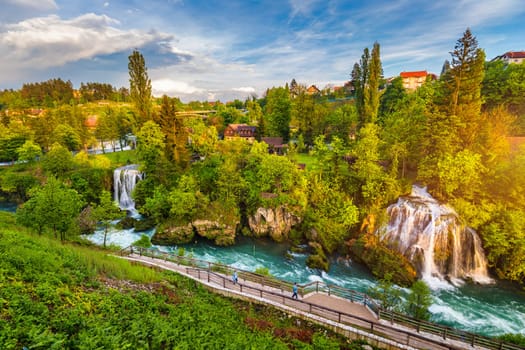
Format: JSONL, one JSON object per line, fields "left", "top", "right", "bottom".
{"left": 492, "top": 51, "right": 525, "bottom": 65}
{"left": 399, "top": 71, "right": 436, "bottom": 91}
{"left": 306, "top": 85, "right": 321, "bottom": 95}
{"left": 261, "top": 137, "right": 287, "bottom": 155}
{"left": 224, "top": 123, "right": 256, "bottom": 142}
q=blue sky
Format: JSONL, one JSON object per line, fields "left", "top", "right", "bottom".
{"left": 1, "top": 0, "right": 524, "bottom": 102}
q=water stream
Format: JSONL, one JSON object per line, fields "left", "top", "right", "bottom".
{"left": 85, "top": 227, "right": 525, "bottom": 337}
{"left": 83, "top": 167, "right": 525, "bottom": 337}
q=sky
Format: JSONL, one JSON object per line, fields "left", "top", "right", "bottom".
{"left": 0, "top": 0, "right": 524, "bottom": 102}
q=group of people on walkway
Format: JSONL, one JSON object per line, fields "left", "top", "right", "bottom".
{"left": 232, "top": 270, "right": 299, "bottom": 299}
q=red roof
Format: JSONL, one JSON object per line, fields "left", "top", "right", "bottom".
{"left": 505, "top": 51, "right": 525, "bottom": 59}
{"left": 400, "top": 71, "right": 428, "bottom": 78}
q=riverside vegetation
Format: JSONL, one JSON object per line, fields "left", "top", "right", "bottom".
{"left": 0, "top": 28, "right": 525, "bottom": 344}
{"left": 0, "top": 211, "right": 374, "bottom": 349}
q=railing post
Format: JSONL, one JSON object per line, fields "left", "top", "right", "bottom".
{"left": 443, "top": 328, "right": 447, "bottom": 340}
{"left": 471, "top": 334, "right": 475, "bottom": 347}
{"left": 223, "top": 277, "right": 225, "bottom": 288}
{"left": 328, "top": 286, "right": 331, "bottom": 296}
{"left": 338, "top": 312, "right": 341, "bottom": 323}
{"left": 316, "top": 282, "right": 319, "bottom": 293}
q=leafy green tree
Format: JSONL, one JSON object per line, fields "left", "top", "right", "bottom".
{"left": 16, "top": 177, "right": 84, "bottom": 240}
{"left": 92, "top": 190, "right": 124, "bottom": 248}
{"left": 405, "top": 280, "right": 432, "bottom": 320}
{"left": 379, "top": 77, "right": 407, "bottom": 120}
{"left": 303, "top": 174, "right": 359, "bottom": 254}
{"left": 0, "top": 122, "right": 30, "bottom": 162}
{"left": 311, "top": 135, "right": 348, "bottom": 186}
{"left": 352, "top": 42, "right": 382, "bottom": 127}
{"left": 136, "top": 121, "right": 167, "bottom": 182}
{"left": 168, "top": 175, "right": 206, "bottom": 224}
{"left": 16, "top": 139, "right": 42, "bottom": 163}
{"left": 133, "top": 234, "right": 152, "bottom": 248}
{"left": 436, "top": 149, "right": 484, "bottom": 200}
{"left": 440, "top": 28, "right": 485, "bottom": 149}
{"left": 140, "top": 185, "right": 171, "bottom": 224}
{"left": 326, "top": 104, "right": 358, "bottom": 144}
{"left": 364, "top": 42, "right": 382, "bottom": 123}
{"left": 42, "top": 142, "right": 75, "bottom": 176}
{"left": 351, "top": 123, "right": 398, "bottom": 209}
{"left": 367, "top": 273, "right": 402, "bottom": 311}
{"left": 264, "top": 87, "right": 291, "bottom": 141}
{"left": 482, "top": 60, "right": 525, "bottom": 132}
{"left": 185, "top": 117, "right": 218, "bottom": 157}
{"left": 128, "top": 49, "right": 152, "bottom": 124}
{"left": 52, "top": 123, "right": 82, "bottom": 151}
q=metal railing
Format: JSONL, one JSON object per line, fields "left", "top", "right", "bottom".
{"left": 121, "top": 246, "right": 524, "bottom": 350}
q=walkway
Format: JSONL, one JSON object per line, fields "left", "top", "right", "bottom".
{"left": 119, "top": 251, "right": 512, "bottom": 350}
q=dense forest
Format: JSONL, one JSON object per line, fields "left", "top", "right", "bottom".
{"left": 1, "top": 29, "right": 525, "bottom": 289}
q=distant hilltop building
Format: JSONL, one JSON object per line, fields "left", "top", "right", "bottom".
{"left": 224, "top": 123, "right": 256, "bottom": 141}
{"left": 399, "top": 71, "right": 436, "bottom": 91}
{"left": 491, "top": 51, "right": 525, "bottom": 65}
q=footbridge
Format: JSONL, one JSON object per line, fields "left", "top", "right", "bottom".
{"left": 118, "top": 246, "right": 522, "bottom": 350}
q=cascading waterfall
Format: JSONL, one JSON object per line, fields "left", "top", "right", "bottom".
{"left": 380, "top": 186, "right": 492, "bottom": 286}
{"left": 113, "top": 164, "right": 143, "bottom": 211}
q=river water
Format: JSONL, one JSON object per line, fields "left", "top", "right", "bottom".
{"left": 85, "top": 225, "right": 525, "bottom": 337}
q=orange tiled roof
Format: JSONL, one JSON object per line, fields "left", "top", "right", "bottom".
{"left": 400, "top": 71, "right": 428, "bottom": 78}
{"left": 505, "top": 51, "right": 525, "bottom": 59}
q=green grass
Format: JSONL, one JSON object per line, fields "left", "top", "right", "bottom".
{"left": 0, "top": 212, "right": 375, "bottom": 350}
{"left": 294, "top": 152, "right": 319, "bottom": 171}
{"left": 102, "top": 149, "right": 138, "bottom": 167}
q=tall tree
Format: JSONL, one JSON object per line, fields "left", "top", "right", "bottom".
{"left": 364, "top": 42, "right": 382, "bottom": 124}
{"left": 352, "top": 42, "right": 382, "bottom": 128}
{"left": 128, "top": 49, "right": 152, "bottom": 125}
{"left": 440, "top": 28, "right": 485, "bottom": 149}
{"left": 264, "top": 87, "right": 291, "bottom": 142}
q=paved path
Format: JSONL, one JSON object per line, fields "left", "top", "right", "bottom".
{"left": 122, "top": 253, "right": 493, "bottom": 350}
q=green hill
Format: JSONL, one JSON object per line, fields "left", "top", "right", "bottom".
{"left": 0, "top": 211, "right": 371, "bottom": 349}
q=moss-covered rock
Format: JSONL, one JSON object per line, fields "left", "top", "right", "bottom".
{"left": 117, "top": 216, "right": 137, "bottom": 229}
{"left": 305, "top": 242, "right": 329, "bottom": 271}
{"left": 152, "top": 223, "right": 194, "bottom": 245}
{"left": 348, "top": 235, "right": 417, "bottom": 287}
{"left": 192, "top": 219, "right": 236, "bottom": 246}
{"left": 248, "top": 206, "right": 302, "bottom": 242}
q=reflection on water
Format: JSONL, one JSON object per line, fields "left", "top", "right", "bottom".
{"left": 0, "top": 201, "right": 17, "bottom": 213}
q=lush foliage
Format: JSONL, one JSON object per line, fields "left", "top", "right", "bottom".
{"left": 3, "top": 34, "right": 525, "bottom": 286}
{"left": 0, "top": 215, "right": 368, "bottom": 349}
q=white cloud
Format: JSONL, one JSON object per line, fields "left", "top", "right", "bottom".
{"left": 0, "top": 13, "right": 172, "bottom": 70}
{"left": 103, "top": 2, "right": 109, "bottom": 7}
{"left": 232, "top": 86, "right": 255, "bottom": 93}
{"left": 289, "top": 0, "right": 319, "bottom": 18}
{"left": 152, "top": 78, "right": 204, "bottom": 96}
{"left": 4, "top": 0, "right": 58, "bottom": 11}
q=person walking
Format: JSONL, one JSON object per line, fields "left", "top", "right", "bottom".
{"left": 232, "top": 270, "right": 238, "bottom": 285}
{"left": 292, "top": 282, "right": 298, "bottom": 299}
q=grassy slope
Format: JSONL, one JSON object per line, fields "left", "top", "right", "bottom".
{"left": 0, "top": 212, "right": 371, "bottom": 350}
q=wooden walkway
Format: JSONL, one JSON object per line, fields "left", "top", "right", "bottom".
{"left": 120, "top": 253, "right": 503, "bottom": 350}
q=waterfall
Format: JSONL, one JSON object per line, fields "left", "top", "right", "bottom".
{"left": 380, "top": 186, "right": 492, "bottom": 286}
{"left": 113, "top": 165, "right": 143, "bottom": 212}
